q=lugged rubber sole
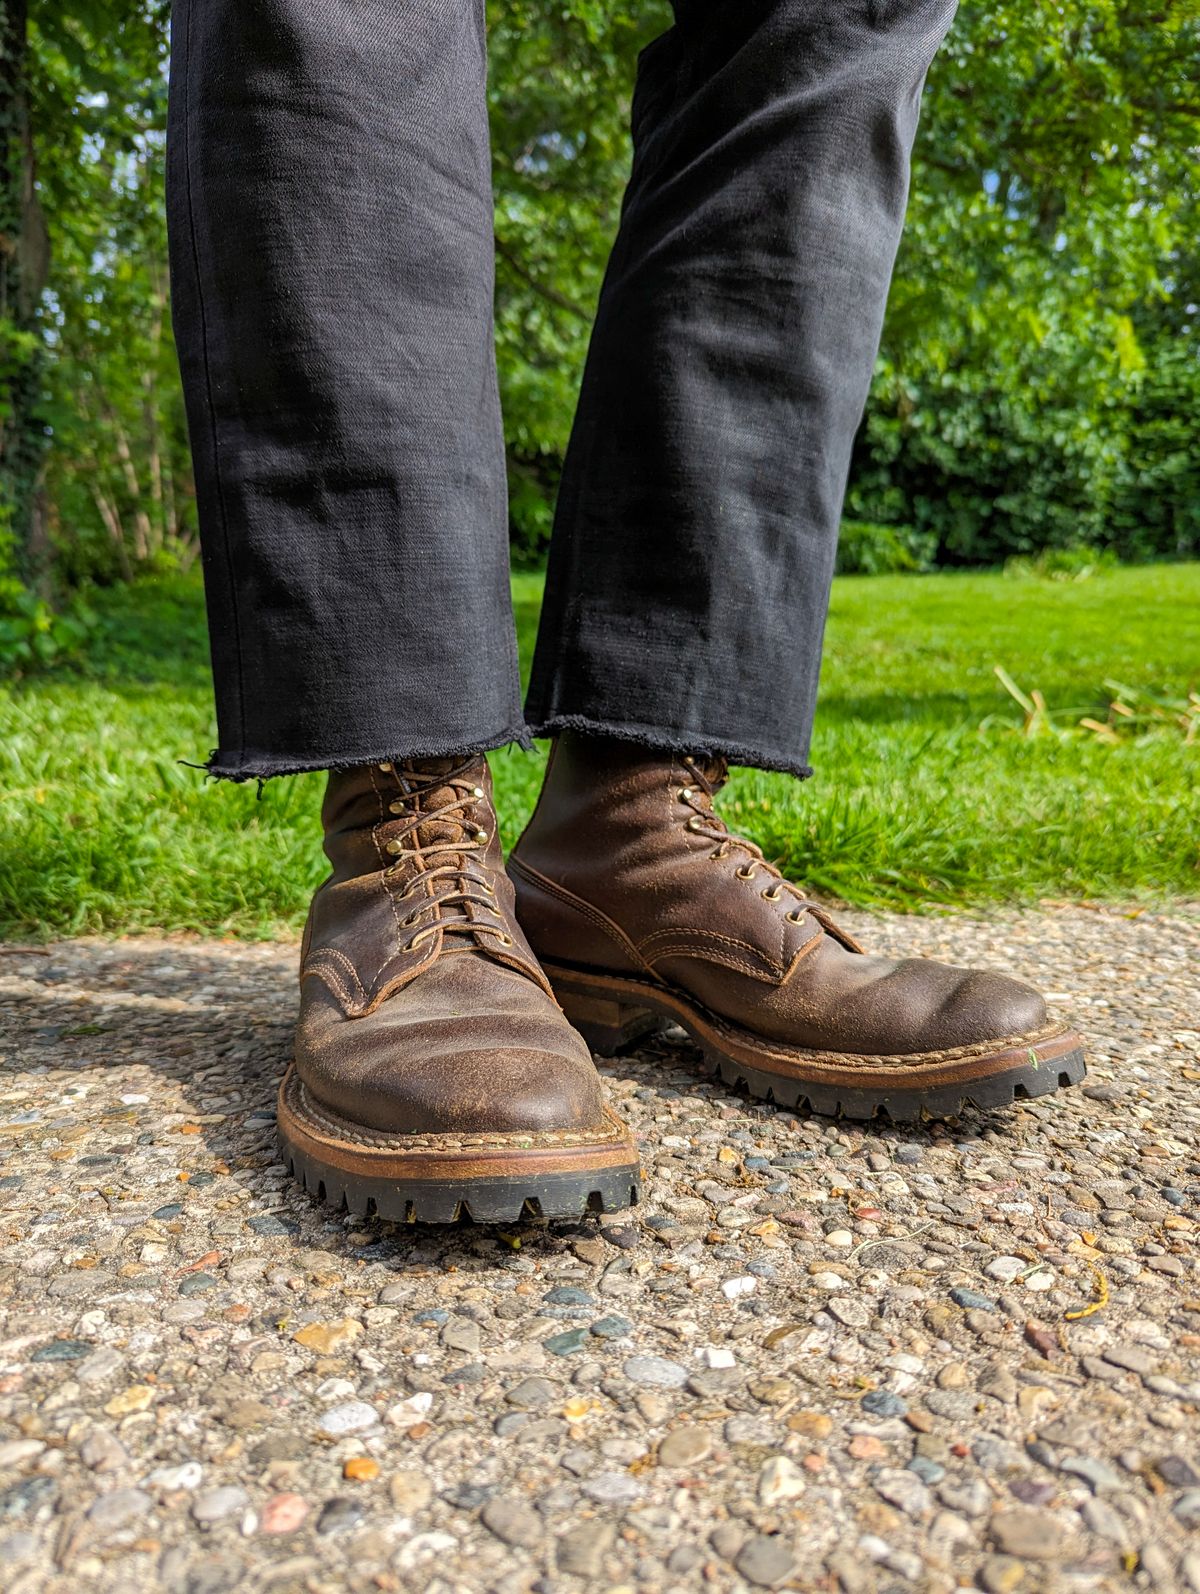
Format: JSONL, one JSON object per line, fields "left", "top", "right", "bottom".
{"left": 544, "top": 964, "right": 1087, "bottom": 1123}
{"left": 277, "top": 1064, "right": 641, "bottom": 1224}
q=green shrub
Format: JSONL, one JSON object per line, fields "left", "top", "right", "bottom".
{"left": 506, "top": 457, "right": 558, "bottom": 569}
{"left": 836, "top": 520, "right": 936, "bottom": 576}
{"left": 0, "top": 579, "right": 94, "bottom": 675}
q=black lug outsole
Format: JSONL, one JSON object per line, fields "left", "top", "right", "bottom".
{"left": 280, "top": 1135, "right": 641, "bottom": 1225}
{"left": 702, "top": 1042, "right": 1088, "bottom": 1122}
{"left": 569, "top": 1005, "right": 1088, "bottom": 1122}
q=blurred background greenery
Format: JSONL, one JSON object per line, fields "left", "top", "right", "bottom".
{"left": 2, "top": 0, "right": 1198, "bottom": 618}
{"left": 0, "top": 1, "right": 1195, "bottom": 927}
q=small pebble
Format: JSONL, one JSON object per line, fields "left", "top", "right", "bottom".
{"left": 949, "top": 1287, "right": 998, "bottom": 1312}
{"left": 657, "top": 1427, "right": 712, "bottom": 1468}
{"left": 315, "top": 1402, "right": 379, "bottom": 1438}
{"left": 623, "top": 1355, "right": 688, "bottom": 1388}
{"left": 259, "top": 1493, "right": 309, "bottom": 1534}
{"left": 192, "top": 1487, "right": 250, "bottom": 1525}
{"left": 87, "top": 1488, "right": 152, "bottom": 1532}
{"left": 735, "top": 1533, "right": 799, "bottom": 1588}
{"left": 316, "top": 1497, "right": 364, "bottom": 1536}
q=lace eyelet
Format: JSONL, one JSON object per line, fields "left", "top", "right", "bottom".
{"left": 762, "top": 886, "right": 782, "bottom": 902}
{"left": 680, "top": 787, "right": 694, "bottom": 801}
{"left": 385, "top": 838, "right": 404, "bottom": 856}
{"left": 686, "top": 816, "right": 704, "bottom": 832}
{"left": 377, "top": 761, "right": 393, "bottom": 773}
{"left": 473, "top": 829, "right": 489, "bottom": 843}
{"left": 389, "top": 799, "right": 406, "bottom": 815}
{"left": 736, "top": 865, "right": 756, "bottom": 881}
{"left": 473, "top": 786, "right": 484, "bottom": 798}
{"left": 786, "top": 909, "right": 804, "bottom": 923}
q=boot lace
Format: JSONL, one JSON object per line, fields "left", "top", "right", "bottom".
{"left": 675, "top": 753, "right": 843, "bottom": 937}
{"left": 376, "top": 758, "right": 512, "bottom": 956}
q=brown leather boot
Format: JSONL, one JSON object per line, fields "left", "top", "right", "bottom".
{"left": 277, "top": 755, "right": 640, "bottom": 1222}
{"left": 509, "top": 736, "right": 1085, "bottom": 1121}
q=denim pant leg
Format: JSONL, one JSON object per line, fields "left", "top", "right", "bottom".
{"left": 167, "top": 0, "right": 525, "bottom": 780}
{"left": 526, "top": 0, "right": 956, "bottom": 777}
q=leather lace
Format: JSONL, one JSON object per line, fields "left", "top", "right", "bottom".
{"left": 378, "top": 759, "right": 511, "bottom": 956}
{"left": 677, "top": 754, "right": 852, "bottom": 942}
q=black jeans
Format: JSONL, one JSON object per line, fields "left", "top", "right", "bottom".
{"left": 167, "top": 0, "right": 953, "bottom": 782}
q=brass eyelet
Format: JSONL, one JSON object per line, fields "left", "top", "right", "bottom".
{"left": 474, "top": 829, "right": 489, "bottom": 843}
{"left": 736, "top": 865, "right": 756, "bottom": 880}
{"left": 385, "top": 838, "right": 404, "bottom": 856}
{"left": 680, "top": 787, "right": 694, "bottom": 801}
{"left": 388, "top": 799, "right": 406, "bottom": 815}
{"left": 762, "top": 885, "right": 782, "bottom": 902}
{"left": 686, "top": 816, "right": 704, "bottom": 832}
{"left": 786, "top": 909, "right": 804, "bottom": 923}
{"left": 377, "top": 761, "right": 393, "bottom": 773}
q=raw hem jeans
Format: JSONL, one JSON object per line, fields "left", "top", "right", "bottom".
{"left": 166, "top": 0, "right": 955, "bottom": 782}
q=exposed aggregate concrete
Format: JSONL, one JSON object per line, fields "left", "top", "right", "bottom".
{"left": 0, "top": 906, "right": 1197, "bottom": 1593}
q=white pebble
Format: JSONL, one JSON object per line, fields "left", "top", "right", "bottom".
{"left": 700, "top": 1346, "right": 737, "bottom": 1369}
{"left": 385, "top": 1392, "right": 434, "bottom": 1426}
{"left": 315, "top": 1377, "right": 357, "bottom": 1402}
{"left": 758, "top": 1455, "right": 806, "bottom": 1505}
{"left": 985, "top": 1256, "right": 1027, "bottom": 1283}
{"left": 315, "top": 1401, "right": 379, "bottom": 1437}
{"left": 146, "top": 1461, "right": 203, "bottom": 1492}
{"left": 395, "top": 1532, "right": 458, "bottom": 1572}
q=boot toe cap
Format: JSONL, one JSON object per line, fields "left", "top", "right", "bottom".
{"left": 933, "top": 967, "right": 1048, "bottom": 1050}
{"left": 295, "top": 964, "right": 613, "bottom": 1139}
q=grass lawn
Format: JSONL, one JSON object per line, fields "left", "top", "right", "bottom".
{"left": 1, "top": 563, "right": 1196, "bottom": 938}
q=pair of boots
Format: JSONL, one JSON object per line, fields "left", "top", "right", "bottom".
{"left": 278, "top": 735, "right": 1085, "bottom": 1223}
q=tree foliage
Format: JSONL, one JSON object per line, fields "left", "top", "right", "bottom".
{"left": 854, "top": 0, "right": 1200, "bottom": 566}
{"left": 0, "top": 0, "right": 1195, "bottom": 612}
{"left": 29, "top": 0, "right": 193, "bottom": 590}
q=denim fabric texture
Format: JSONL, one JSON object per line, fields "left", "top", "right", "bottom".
{"left": 166, "top": 0, "right": 955, "bottom": 782}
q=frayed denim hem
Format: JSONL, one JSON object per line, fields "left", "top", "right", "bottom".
{"left": 526, "top": 713, "right": 814, "bottom": 780}
{"left": 190, "top": 722, "right": 537, "bottom": 785}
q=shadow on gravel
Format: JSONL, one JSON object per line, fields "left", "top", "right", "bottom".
{"left": 0, "top": 936, "right": 1024, "bottom": 1279}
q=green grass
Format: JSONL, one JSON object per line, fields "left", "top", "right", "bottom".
{"left": 1, "top": 563, "right": 1196, "bottom": 938}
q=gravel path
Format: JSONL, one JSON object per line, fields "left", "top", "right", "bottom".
{"left": 0, "top": 907, "right": 1198, "bottom": 1594}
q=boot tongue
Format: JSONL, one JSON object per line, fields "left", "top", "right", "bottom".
{"left": 395, "top": 758, "right": 478, "bottom": 855}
